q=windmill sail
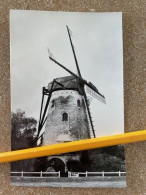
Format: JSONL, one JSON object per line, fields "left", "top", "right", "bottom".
{"left": 66, "top": 25, "right": 82, "bottom": 78}
{"left": 47, "top": 26, "right": 106, "bottom": 139}
{"left": 82, "top": 88, "right": 96, "bottom": 138}
{"left": 86, "top": 85, "right": 106, "bottom": 104}
{"left": 47, "top": 48, "right": 56, "bottom": 60}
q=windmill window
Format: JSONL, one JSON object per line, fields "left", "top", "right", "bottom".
{"left": 62, "top": 112, "right": 68, "bottom": 121}
{"left": 82, "top": 100, "right": 85, "bottom": 107}
{"left": 77, "top": 100, "right": 81, "bottom": 107}
{"left": 51, "top": 100, "right": 55, "bottom": 108}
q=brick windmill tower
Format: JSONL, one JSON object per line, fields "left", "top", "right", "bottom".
{"left": 37, "top": 26, "right": 106, "bottom": 175}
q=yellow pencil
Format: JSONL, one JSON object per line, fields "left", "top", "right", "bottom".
{"left": 0, "top": 130, "right": 146, "bottom": 164}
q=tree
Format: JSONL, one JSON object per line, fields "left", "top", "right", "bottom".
{"left": 89, "top": 146, "right": 126, "bottom": 172}
{"left": 11, "top": 109, "right": 38, "bottom": 172}
{"left": 11, "top": 109, "right": 37, "bottom": 150}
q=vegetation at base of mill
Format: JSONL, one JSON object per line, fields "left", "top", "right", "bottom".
{"left": 11, "top": 109, "right": 38, "bottom": 150}
{"left": 11, "top": 109, "right": 38, "bottom": 172}
{"left": 89, "top": 146, "right": 125, "bottom": 172}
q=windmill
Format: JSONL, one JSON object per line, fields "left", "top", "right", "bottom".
{"left": 37, "top": 26, "right": 106, "bottom": 144}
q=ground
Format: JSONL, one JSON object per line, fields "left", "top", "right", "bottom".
{"left": 11, "top": 176, "right": 126, "bottom": 188}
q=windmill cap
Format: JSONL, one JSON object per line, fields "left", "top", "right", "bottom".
{"left": 47, "top": 76, "right": 79, "bottom": 92}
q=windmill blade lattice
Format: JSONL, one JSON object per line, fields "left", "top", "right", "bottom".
{"left": 86, "top": 85, "right": 106, "bottom": 104}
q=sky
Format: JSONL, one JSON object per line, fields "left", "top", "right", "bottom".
{"left": 10, "top": 10, "right": 124, "bottom": 137}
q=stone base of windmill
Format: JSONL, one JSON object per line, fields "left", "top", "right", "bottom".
{"left": 44, "top": 151, "right": 91, "bottom": 177}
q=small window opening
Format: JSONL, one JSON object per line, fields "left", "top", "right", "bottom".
{"left": 62, "top": 112, "right": 68, "bottom": 121}
{"left": 77, "top": 100, "right": 81, "bottom": 107}
{"left": 51, "top": 100, "right": 55, "bottom": 108}
{"left": 82, "top": 100, "right": 85, "bottom": 107}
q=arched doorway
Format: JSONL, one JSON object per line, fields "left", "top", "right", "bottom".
{"left": 46, "top": 158, "right": 66, "bottom": 177}
{"left": 62, "top": 112, "right": 68, "bottom": 121}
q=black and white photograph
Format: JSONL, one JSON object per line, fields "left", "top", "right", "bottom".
{"left": 10, "top": 10, "right": 126, "bottom": 188}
